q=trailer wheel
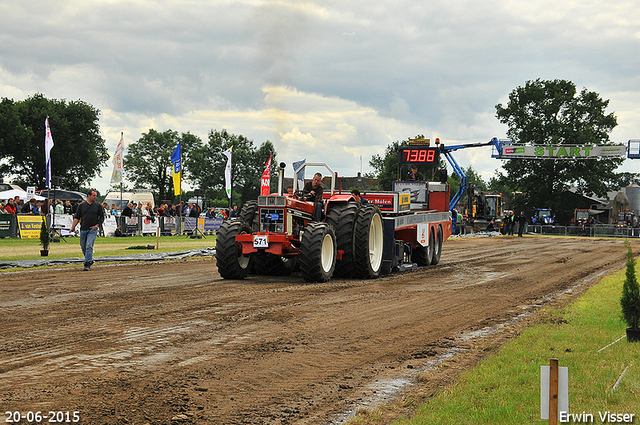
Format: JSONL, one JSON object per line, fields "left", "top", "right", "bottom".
{"left": 354, "top": 204, "right": 384, "bottom": 279}
{"left": 215, "top": 219, "right": 252, "bottom": 279}
{"left": 412, "top": 226, "right": 434, "bottom": 267}
{"left": 431, "top": 226, "right": 443, "bottom": 265}
{"left": 252, "top": 252, "right": 295, "bottom": 276}
{"left": 325, "top": 202, "right": 360, "bottom": 277}
{"left": 239, "top": 200, "right": 259, "bottom": 232}
{"left": 300, "top": 222, "right": 336, "bottom": 282}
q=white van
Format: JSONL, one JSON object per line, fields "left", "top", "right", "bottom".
{"left": 104, "top": 190, "right": 155, "bottom": 210}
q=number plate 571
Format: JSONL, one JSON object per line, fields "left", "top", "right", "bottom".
{"left": 253, "top": 235, "right": 268, "bottom": 248}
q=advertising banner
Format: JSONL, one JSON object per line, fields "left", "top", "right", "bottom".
{"left": 501, "top": 144, "right": 626, "bottom": 159}
{"left": 124, "top": 216, "right": 138, "bottom": 234}
{"left": 103, "top": 215, "right": 118, "bottom": 237}
{"left": 17, "top": 215, "right": 44, "bottom": 239}
{"left": 141, "top": 216, "right": 159, "bottom": 235}
{"left": 51, "top": 214, "right": 73, "bottom": 230}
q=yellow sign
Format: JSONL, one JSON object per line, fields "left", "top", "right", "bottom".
{"left": 398, "top": 193, "right": 411, "bottom": 211}
{"left": 17, "top": 215, "right": 44, "bottom": 239}
{"left": 409, "top": 138, "right": 430, "bottom": 146}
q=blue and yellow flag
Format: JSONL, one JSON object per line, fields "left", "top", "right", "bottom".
{"left": 171, "top": 142, "right": 181, "bottom": 196}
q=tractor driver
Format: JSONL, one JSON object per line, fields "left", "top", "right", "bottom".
{"left": 303, "top": 172, "right": 324, "bottom": 221}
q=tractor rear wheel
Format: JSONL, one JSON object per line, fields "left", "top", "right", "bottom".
{"left": 215, "top": 219, "right": 252, "bottom": 279}
{"left": 239, "top": 200, "right": 259, "bottom": 232}
{"left": 353, "top": 204, "right": 384, "bottom": 279}
{"left": 300, "top": 222, "right": 336, "bottom": 282}
{"left": 325, "top": 202, "right": 360, "bottom": 277}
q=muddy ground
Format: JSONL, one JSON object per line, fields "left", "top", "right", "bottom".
{"left": 0, "top": 236, "right": 630, "bottom": 424}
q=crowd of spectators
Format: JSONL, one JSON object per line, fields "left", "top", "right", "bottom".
{"left": 1, "top": 196, "right": 238, "bottom": 223}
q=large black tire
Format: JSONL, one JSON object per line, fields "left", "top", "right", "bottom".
{"left": 299, "top": 222, "right": 336, "bottom": 282}
{"left": 353, "top": 204, "right": 384, "bottom": 279}
{"left": 215, "top": 219, "right": 252, "bottom": 279}
{"left": 325, "top": 202, "right": 360, "bottom": 277}
{"left": 412, "top": 226, "right": 434, "bottom": 267}
{"left": 252, "top": 252, "right": 295, "bottom": 276}
{"left": 239, "top": 200, "right": 259, "bottom": 232}
{"left": 431, "top": 226, "right": 443, "bottom": 265}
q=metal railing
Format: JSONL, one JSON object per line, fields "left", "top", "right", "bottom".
{"left": 528, "top": 224, "right": 640, "bottom": 238}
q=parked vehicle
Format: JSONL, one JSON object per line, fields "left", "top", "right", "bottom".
{"left": 532, "top": 208, "right": 554, "bottom": 225}
{"left": 104, "top": 190, "right": 155, "bottom": 210}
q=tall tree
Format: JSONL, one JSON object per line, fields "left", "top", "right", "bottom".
{"left": 0, "top": 94, "right": 108, "bottom": 190}
{"left": 185, "top": 129, "right": 277, "bottom": 207}
{"left": 495, "top": 79, "right": 624, "bottom": 221}
{"left": 123, "top": 129, "right": 202, "bottom": 201}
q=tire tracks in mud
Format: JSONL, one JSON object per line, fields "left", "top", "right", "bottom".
{"left": 0, "top": 236, "right": 632, "bottom": 424}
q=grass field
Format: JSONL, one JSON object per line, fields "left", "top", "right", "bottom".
{"left": 0, "top": 235, "right": 215, "bottom": 262}
{"left": 382, "top": 268, "right": 640, "bottom": 425}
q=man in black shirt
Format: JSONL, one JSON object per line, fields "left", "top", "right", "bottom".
{"left": 303, "top": 173, "right": 324, "bottom": 221}
{"left": 70, "top": 190, "right": 104, "bottom": 271}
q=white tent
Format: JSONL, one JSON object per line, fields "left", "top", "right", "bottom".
{"left": 0, "top": 189, "right": 46, "bottom": 201}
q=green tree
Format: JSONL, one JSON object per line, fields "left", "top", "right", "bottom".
{"left": 495, "top": 79, "right": 624, "bottom": 221}
{"left": 0, "top": 94, "right": 108, "bottom": 190}
{"left": 185, "top": 129, "right": 277, "bottom": 208}
{"left": 123, "top": 129, "right": 202, "bottom": 201}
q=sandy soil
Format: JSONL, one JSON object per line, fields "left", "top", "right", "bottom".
{"left": 0, "top": 236, "right": 629, "bottom": 424}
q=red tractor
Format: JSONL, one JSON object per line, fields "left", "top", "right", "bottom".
{"left": 216, "top": 159, "right": 452, "bottom": 282}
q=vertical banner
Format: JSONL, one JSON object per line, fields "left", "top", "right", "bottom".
{"left": 223, "top": 147, "right": 232, "bottom": 199}
{"left": 261, "top": 155, "right": 272, "bottom": 196}
{"left": 171, "top": 142, "right": 181, "bottom": 196}
{"left": 292, "top": 159, "right": 306, "bottom": 191}
{"left": 111, "top": 132, "right": 124, "bottom": 184}
{"left": 44, "top": 117, "right": 54, "bottom": 188}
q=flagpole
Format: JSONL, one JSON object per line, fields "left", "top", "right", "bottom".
{"left": 119, "top": 132, "right": 123, "bottom": 212}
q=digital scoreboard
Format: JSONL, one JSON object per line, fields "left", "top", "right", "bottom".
{"left": 398, "top": 146, "right": 440, "bottom": 165}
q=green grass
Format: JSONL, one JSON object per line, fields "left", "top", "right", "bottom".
{"left": 390, "top": 269, "right": 640, "bottom": 425}
{"left": 0, "top": 235, "right": 215, "bottom": 262}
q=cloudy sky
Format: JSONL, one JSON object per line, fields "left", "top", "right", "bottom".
{"left": 1, "top": 0, "right": 639, "bottom": 194}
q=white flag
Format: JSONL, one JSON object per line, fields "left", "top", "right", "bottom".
{"left": 223, "top": 148, "right": 232, "bottom": 199}
{"left": 45, "top": 117, "right": 54, "bottom": 188}
{"left": 110, "top": 132, "right": 125, "bottom": 184}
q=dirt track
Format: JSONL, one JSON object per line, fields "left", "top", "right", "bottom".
{"left": 0, "top": 236, "right": 629, "bottom": 424}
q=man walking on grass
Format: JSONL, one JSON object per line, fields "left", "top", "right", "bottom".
{"left": 70, "top": 189, "right": 104, "bottom": 271}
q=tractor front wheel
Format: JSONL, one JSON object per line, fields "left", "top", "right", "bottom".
{"left": 215, "top": 219, "right": 252, "bottom": 279}
{"left": 299, "top": 222, "right": 336, "bottom": 282}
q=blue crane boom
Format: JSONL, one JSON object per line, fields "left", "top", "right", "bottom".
{"left": 438, "top": 138, "right": 502, "bottom": 210}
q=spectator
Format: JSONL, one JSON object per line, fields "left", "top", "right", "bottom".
{"left": 229, "top": 205, "right": 238, "bottom": 218}
{"left": 517, "top": 211, "right": 527, "bottom": 237}
{"left": 22, "top": 198, "right": 36, "bottom": 214}
{"left": 121, "top": 202, "right": 133, "bottom": 217}
{"left": 5, "top": 198, "right": 17, "bottom": 215}
{"left": 32, "top": 201, "right": 41, "bottom": 215}
{"left": 72, "top": 199, "right": 83, "bottom": 215}
{"left": 55, "top": 199, "right": 64, "bottom": 214}
{"left": 110, "top": 204, "right": 119, "bottom": 216}
{"left": 63, "top": 200, "right": 73, "bottom": 214}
